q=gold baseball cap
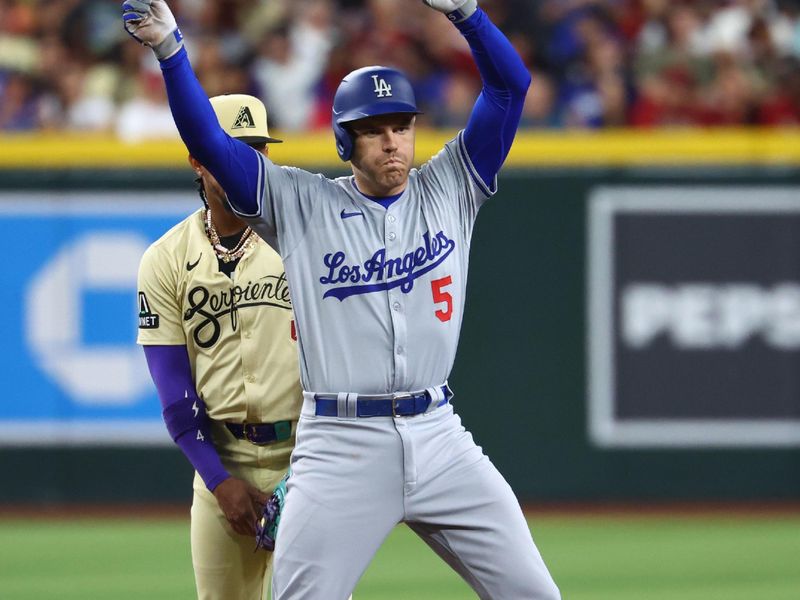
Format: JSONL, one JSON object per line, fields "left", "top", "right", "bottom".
{"left": 209, "top": 94, "right": 282, "bottom": 144}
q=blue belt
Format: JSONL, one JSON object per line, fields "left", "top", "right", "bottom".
{"left": 314, "top": 387, "right": 449, "bottom": 418}
{"left": 225, "top": 421, "right": 292, "bottom": 445}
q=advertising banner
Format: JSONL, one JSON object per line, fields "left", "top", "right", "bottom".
{"left": 0, "top": 192, "right": 196, "bottom": 445}
{"left": 588, "top": 187, "right": 800, "bottom": 447}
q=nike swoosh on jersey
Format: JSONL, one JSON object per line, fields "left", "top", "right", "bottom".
{"left": 340, "top": 209, "right": 364, "bottom": 219}
{"left": 186, "top": 254, "right": 202, "bottom": 271}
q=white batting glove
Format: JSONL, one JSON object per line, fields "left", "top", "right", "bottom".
{"left": 122, "top": 0, "right": 184, "bottom": 60}
{"left": 422, "top": 0, "right": 478, "bottom": 23}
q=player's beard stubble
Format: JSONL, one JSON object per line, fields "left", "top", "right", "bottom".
{"left": 378, "top": 157, "right": 410, "bottom": 191}
{"left": 351, "top": 146, "right": 413, "bottom": 196}
{"left": 349, "top": 115, "right": 416, "bottom": 196}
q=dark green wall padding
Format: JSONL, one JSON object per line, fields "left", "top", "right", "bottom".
{"left": 2, "top": 166, "right": 798, "bottom": 503}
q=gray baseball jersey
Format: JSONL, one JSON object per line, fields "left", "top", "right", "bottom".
{"left": 234, "top": 131, "right": 559, "bottom": 600}
{"left": 238, "top": 132, "right": 488, "bottom": 394}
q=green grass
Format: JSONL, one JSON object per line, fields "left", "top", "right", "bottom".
{"left": 0, "top": 514, "right": 798, "bottom": 599}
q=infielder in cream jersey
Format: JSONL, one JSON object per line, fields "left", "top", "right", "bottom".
{"left": 137, "top": 94, "right": 301, "bottom": 600}
{"left": 124, "top": 0, "right": 560, "bottom": 598}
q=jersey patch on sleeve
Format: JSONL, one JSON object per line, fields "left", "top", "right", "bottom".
{"left": 138, "top": 291, "right": 160, "bottom": 329}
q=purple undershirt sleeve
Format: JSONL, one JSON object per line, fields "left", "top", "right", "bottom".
{"left": 143, "top": 344, "right": 230, "bottom": 491}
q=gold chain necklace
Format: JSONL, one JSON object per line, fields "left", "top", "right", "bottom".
{"left": 204, "top": 208, "right": 257, "bottom": 263}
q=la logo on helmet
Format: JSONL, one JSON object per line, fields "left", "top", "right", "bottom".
{"left": 371, "top": 75, "right": 392, "bottom": 98}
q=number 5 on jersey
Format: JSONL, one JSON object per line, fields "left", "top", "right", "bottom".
{"left": 431, "top": 276, "right": 453, "bottom": 322}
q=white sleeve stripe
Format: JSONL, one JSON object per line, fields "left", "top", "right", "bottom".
{"left": 457, "top": 130, "right": 497, "bottom": 198}
{"left": 256, "top": 153, "right": 266, "bottom": 217}
{"left": 231, "top": 152, "right": 266, "bottom": 219}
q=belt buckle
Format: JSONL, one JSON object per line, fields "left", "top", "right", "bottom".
{"left": 243, "top": 423, "right": 263, "bottom": 445}
{"left": 391, "top": 393, "right": 412, "bottom": 417}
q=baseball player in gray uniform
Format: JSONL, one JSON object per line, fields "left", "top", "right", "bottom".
{"left": 123, "top": 0, "right": 560, "bottom": 598}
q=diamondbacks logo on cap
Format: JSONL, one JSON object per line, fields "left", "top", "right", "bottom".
{"left": 232, "top": 106, "right": 256, "bottom": 129}
{"left": 138, "top": 291, "right": 160, "bottom": 329}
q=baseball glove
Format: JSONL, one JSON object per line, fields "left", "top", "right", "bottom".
{"left": 254, "top": 469, "right": 290, "bottom": 552}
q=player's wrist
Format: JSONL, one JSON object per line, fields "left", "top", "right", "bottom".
{"left": 208, "top": 472, "right": 233, "bottom": 494}
{"left": 423, "top": 0, "right": 477, "bottom": 23}
{"left": 445, "top": 0, "right": 477, "bottom": 23}
{"left": 154, "top": 27, "right": 183, "bottom": 60}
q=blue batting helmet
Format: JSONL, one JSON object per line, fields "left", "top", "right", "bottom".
{"left": 332, "top": 65, "right": 421, "bottom": 161}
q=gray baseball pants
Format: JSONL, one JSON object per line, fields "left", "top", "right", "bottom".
{"left": 271, "top": 401, "right": 560, "bottom": 599}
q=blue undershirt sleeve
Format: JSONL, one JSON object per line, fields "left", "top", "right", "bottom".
{"left": 455, "top": 9, "right": 531, "bottom": 189}
{"left": 159, "top": 48, "right": 263, "bottom": 215}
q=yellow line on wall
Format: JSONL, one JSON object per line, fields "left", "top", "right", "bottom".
{"left": 1, "top": 128, "right": 799, "bottom": 169}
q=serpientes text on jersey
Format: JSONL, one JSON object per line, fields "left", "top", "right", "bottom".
{"left": 320, "top": 231, "right": 455, "bottom": 301}
{"left": 183, "top": 273, "right": 292, "bottom": 348}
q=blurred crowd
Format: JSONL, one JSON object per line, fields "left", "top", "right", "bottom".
{"left": 1, "top": 0, "right": 799, "bottom": 139}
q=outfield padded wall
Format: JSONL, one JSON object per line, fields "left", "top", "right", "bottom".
{"left": 1, "top": 130, "right": 798, "bottom": 503}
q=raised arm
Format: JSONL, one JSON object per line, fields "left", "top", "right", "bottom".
{"left": 424, "top": 0, "right": 531, "bottom": 189}
{"left": 122, "top": 0, "right": 263, "bottom": 215}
